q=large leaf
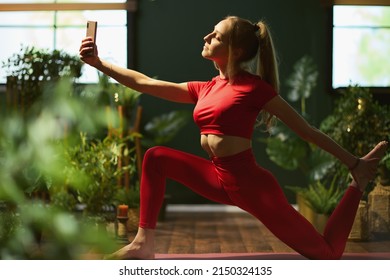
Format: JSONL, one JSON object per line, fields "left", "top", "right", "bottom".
{"left": 265, "top": 135, "right": 308, "bottom": 171}
{"left": 286, "top": 55, "right": 318, "bottom": 102}
{"left": 144, "top": 110, "right": 191, "bottom": 146}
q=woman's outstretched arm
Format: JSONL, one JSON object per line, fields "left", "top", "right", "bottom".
{"left": 263, "top": 95, "right": 380, "bottom": 186}
{"left": 79, "top": 37, "right": 193, "bottom": 104}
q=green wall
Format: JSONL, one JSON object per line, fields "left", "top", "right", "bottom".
{"left": 134, "top": 0, "right": 333, "bottom": 203}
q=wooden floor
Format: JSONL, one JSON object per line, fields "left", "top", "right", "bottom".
{"left": 127, "top": 205, "right": 390, "bottom": 255}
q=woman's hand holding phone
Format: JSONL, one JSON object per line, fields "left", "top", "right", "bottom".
{"left": 79, "top": 21, "right": 99, "bottom": 66}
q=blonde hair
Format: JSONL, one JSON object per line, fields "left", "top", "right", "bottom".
{"left": 223, "top": 16, "right": 280, "bottom": 131}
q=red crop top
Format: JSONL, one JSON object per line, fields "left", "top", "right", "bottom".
{"left": 187, "top": 72, "right": 278, "bottom": 139}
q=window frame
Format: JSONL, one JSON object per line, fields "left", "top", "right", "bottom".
{"left": 0, "top": 1, "right": 137, "bottom": 12}
{"left": 324, "top": 1, "right": 390, "bottom": 97}
{"left": 0, "top": 1, "right": 137, "bottom": 84}
{"left": 321, "top": 0, "right": 390, "bottom": 6}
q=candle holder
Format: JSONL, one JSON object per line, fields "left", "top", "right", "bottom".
{"left": 116, "top": 215, "right": 129, "bottom": 243}
{"left": 116, "top": 204, "right": 129, "bottom": 243}
{"left": 117, "top": 204, "right": 129, "bottom": 217}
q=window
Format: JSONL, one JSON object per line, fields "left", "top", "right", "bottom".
{"left": 0, "top": 1, "right": 136, "bottom": 83}
{"left": 332, "top": 5, "right": 390, "bottom": 89}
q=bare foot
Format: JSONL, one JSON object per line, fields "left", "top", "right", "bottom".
{"left": 105, "top": 241, "right": 155, "bottom": 260}
{"left": 105, "top": 228, "right": 155, "bottom": 260}
{"left": 351, "top": 141, "right": 388, "bottom": 191}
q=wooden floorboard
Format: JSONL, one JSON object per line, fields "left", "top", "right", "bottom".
{"left": 195, "top": 213, "right": 220, "bottom": 253}
{"left": 130, "top": 208, "right": 390, "bottom": 255}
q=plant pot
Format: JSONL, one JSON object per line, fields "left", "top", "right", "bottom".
{"left": 313, "top": 213, "right": 329, "bottom": 234}
{"left": 296, "top": 193, "right": 316, "bottom": 224}
{"left": 348, "top": 200, "right": 369, "bottom": 241}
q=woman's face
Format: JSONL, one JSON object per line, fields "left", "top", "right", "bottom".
{"left": 202, "top": 19, "right": 231, "bottom": 66}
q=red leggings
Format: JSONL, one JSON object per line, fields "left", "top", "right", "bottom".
{"left": 139, "top": 146, "right": 362, "bottom": 259}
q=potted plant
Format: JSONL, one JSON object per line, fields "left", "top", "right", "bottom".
{"left": 64, "top": 132, "right": 137, "bottom": 217}
{"left": 323, "top": 85, "right": 390, "bottom": 241}
{"left": 320, "top": 85, "right": 390, "bottom": 197}
{"left": 2, "top": 45, "right": 83, "bottom": 113}
{"left": 289, "top": 174, "right": 345, "bottom": 233}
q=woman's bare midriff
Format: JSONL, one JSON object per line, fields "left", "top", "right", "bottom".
{"left": 200, "top": 134, "right": 252, "bottom": 158}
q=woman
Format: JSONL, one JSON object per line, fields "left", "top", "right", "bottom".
{"left": 79, "top": 16, "right": 387, "bottom": 260}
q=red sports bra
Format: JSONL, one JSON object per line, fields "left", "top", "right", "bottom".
{"left": 187, "top": 72, "right": 278, "bottom": 139}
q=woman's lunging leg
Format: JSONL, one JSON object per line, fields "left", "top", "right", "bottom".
{"left": 108, "top": 146, "right": 233, "bottom": 259}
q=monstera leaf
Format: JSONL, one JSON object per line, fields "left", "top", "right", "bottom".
{"left": 262, "top": 121, "right": 307, "bottom": 170}
{"left": 143, "top": 110, "right": 191, "bottom": 146}
{"left": 265, "top": 135, "right": 308, "bottom": 171}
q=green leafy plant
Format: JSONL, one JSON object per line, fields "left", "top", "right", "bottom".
{"left": 2, "top": 45, "right": 83, "bottom": 111}
{"left": 114, "top": 183, "right": 140, "bottom": 209}
{"left": 3, "top": 45, "right": 82, "bottom": 80}
{"left": 0, "top": 79, "right": 116, "bottom": 259}
{"left": 83, "top": 73, "right": 141, "bottom": 109}
{"left": 305, "top": 180, "right": 344, "bottom": 215}
{"left": 289, "top": 175, "right": 346, "bottom": 215}
{"left": 65, "top": 132, "right": 138, "bottom": 215}
{"left": 320, "top": 85, "right": 390, "bottom": 191}
{"left": 286, "top": 55, "right": 318, "bottom": 115}
{"left": 143, "top": 110, "right": 192, "bottom": 147}
{"left": 382, "top": 153, "right": 390, "bottom": 170}
{"left": 321, "top": 86, "right": 389, "bottom": 156}
{"left": 259, "top": 55, "right": 333, "bottom": 183}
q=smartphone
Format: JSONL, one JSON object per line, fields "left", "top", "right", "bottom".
{"left": 86, "top": 20, "right": 97, "bottom": 42}
{"left": 86, "top": 21, "right": 97, "bottom": 55}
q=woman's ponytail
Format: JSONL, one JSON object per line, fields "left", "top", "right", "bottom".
{"left": 255, "top": 21, "right": 279, "bottom": 131}
{"left": 256, "top": 21, "right": 279, "bottom": 93}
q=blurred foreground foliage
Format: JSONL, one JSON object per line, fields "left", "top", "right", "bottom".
{"left": 0, "top": 78, "right": 118, "bottom": 259}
